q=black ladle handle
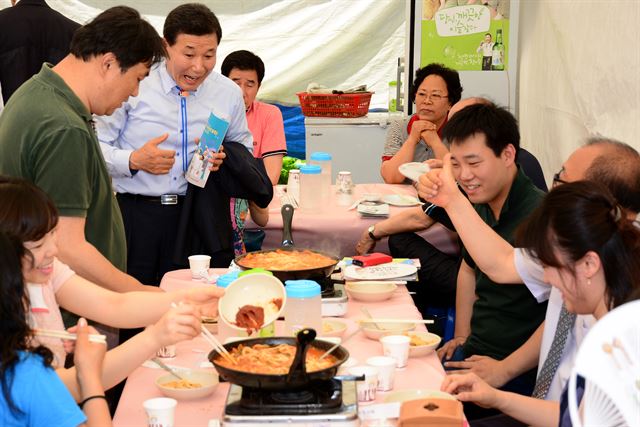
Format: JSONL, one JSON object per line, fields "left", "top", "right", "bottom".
{"left": 281, "top": 204, "right": 295, "bottom": 248}
{"left": 286, "top": 328, "right": 316, "bottom": 382}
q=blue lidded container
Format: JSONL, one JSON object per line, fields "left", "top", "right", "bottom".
{"left": 284, "top": 280, "right": 322, "bottom": 335}
{"left": 216, "top": 271, "right": 239, "bottom": 288}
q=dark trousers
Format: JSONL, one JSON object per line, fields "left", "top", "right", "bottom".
{"left": 116, "top": 193, "right": 184, "bottom": 286}
{"left": 110, "top": 194, "right": 186, "bottom": 413}
{"left": 444, "top": 346, "right": 536, "bottom": 421}
{"left": 389, "top": 232, "right": 460, "bottom": 307}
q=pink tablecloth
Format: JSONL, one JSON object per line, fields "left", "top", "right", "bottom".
{"left": 246, "top": 183, "right": 459, "bottom": 258}
{"left": 113, "top": 269, "right": 448, "bottom": 427}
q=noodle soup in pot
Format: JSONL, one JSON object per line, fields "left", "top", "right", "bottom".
{"left": 214, "top": 343, "right": 338, "bottom": 374}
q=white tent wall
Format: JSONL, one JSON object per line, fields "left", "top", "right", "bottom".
{"left": 2, "top": 0, "right": 638, "bottom": 183}
{"left": 0, "top": 0, "right": 406, "bottom": 109}
{"left": 517, "top": 0, "right": 640, "bottom": 184}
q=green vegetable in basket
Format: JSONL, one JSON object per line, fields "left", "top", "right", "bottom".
{"left": 278, "top": 156, "right": 305, "bottom": 185}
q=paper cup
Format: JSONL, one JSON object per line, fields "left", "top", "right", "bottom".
{"left": 337, "top": 356, "right": 358, "bottom": 375}
{"left": 143, "top": 397, "right": 177, "bottom": 427}
{"left": 188, "top": 255, "right": 211, "bottom": 279}
{"left": 349, "top": 365, "right": 379, "bottom": 403}
{"left": 380, "top": 335, "right": 410, "bottom": 368}
{"left": 366, "top": 356, "right": 397, "bottom": 391}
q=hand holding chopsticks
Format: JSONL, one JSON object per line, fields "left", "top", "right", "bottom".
{"left": 167, "top": 301, "right": 233, "bottom": 364}
{"left": 34, "top": 328, "right": 107, "bottom": 344}
{"left": 201, "top": 323, "right": 236, "bottom": 365}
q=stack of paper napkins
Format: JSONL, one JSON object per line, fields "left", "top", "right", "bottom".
{"left": 357, "top": 201, "right": 389, "bottom": 218}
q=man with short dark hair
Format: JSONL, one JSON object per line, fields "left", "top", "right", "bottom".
{"left": 419, "top": 137, "right": 640, "bottom": 405}
{"left": 430, "top": 105, "right": 547, "bottom": 410}
{"left": 0, "top": 6, "right": 165, "bottom": 294}
{"left": 221, "top": 50, "right": 287, "bottom": 185}
{"left": 96, "top": 3, "right": 255, "bottom": 285}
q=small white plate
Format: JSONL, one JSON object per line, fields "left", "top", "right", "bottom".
{"left": 399, "top": 162, "right": 431, "bottom": 182}
{"left": 344, "top": 263, "right": 417, "bottom": 280}
{"left": 382, "top": 194, "right": 421, "bottom": 207}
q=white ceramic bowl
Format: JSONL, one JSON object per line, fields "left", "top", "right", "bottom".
{"left": 406, "top": 331, "right": 441, "bottom": 357}
{"left": 155, "top": 370, "right": 219, "bottom": 400}
{"left": 345, "top": 282, "right": 397, "bottom": 302}
{"left": 321, "top": 319, "right": 348, "bottom": 337}
{"left": 218, "top": 273, "right": 286, "bottom": 333}
{"left": 361, "top": 321, "right": 416, "bottom": 340}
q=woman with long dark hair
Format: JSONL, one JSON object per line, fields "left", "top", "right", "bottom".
{"left": 0, "top": 231, "right": 110, "bottom": 426}
{"left": 0, "top": 175, "right": 222, "bottom": 401}
{"left": 441, "top": 181, "right": 640, "bottom": 426}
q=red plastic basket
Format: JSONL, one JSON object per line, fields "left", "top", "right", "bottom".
{"left": 297, "top": 92, "right": 372, "bottom": 118}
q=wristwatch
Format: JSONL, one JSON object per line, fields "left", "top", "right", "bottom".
{"left": 368, "top": 225, "right": 381, "bottom": 241}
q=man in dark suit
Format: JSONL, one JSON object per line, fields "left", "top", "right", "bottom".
{"left": 0, "top": 0, "right": 80, "bottom": 103}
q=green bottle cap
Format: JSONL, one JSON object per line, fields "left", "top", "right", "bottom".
{"left": 238, "top": 268, "right": 273, "bottom": 277}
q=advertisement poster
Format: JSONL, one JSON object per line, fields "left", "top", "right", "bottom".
{"left": 421, "top": 1, "right": 510, "bottom": 71}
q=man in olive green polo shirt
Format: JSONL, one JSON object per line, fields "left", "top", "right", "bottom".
{"left": 0, "top": 7, "right": 165, "bottom": 293}
{"left": 424, "top": 104, "right": 547, "bottom": 411}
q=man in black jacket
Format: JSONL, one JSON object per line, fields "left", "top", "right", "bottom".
{"left": 0, "top": 0, "right": 80, "bottom": 103}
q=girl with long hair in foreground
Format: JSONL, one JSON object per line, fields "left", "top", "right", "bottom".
{"left": 0, "top": 231, "right": 110, "bottom": 426}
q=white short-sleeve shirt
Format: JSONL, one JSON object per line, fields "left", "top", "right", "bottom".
{"left": 514, "top": 248, "right": 596, "bottom": 401}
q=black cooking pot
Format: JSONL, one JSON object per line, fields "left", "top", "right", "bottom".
{"left": 234, "top": 204, "right": 340, "bottom": 282}
{"left": 208, "top": 328, "right": 349, "bottom": 390}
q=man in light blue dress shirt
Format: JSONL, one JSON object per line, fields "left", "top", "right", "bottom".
{"left": 96, "top": 4, "right": 253, "bottom": 288}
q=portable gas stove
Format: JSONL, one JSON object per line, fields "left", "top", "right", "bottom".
{"left": 222, "top": 379, "right": 358, "bottom": 426}
{"left": 319, "top": 279, "right": 348, "bottom": 317}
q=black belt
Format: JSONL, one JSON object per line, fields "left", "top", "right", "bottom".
{"left": 117, "top": 193, "right": 185, "bottom": 205}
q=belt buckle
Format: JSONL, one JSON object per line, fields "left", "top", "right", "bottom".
{"left": 160, "top": 194, "right": 178, "bottom": 205}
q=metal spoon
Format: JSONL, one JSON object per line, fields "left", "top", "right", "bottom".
{"left": 152, "top": 357, "right": 184, "bottom": 380}
{"left": 319, "top": 325, "right": 362, "bottom": 360}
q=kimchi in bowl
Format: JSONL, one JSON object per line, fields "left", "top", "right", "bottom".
{"left": 218, "top": 273, "right": 286, "bottom": 334}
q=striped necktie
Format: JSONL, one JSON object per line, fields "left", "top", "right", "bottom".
{"left": 531, "top": 304, "right": 577, "bottom": 399}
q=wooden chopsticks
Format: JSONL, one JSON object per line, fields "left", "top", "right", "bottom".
{"left": 200, "top": 324, "right": 236, "bottom": 365}
{"left": 168, "top": 301, "right": 235, "bottom": 364}
{"left": 34, "top": 328, "right": 107, "bottom": 344}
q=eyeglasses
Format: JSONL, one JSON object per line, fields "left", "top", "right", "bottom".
{"left": 416, "top": 92, "right": 448, "bottom": 103}
{"left": 552, "top": 169, "right": 569, "bottom": 187}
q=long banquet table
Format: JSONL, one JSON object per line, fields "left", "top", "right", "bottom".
{"left": 246, "top": 183, "right": 459, "bottom": 258}
{"left": 113, "top": 269, "right": 451, "bottom": 426}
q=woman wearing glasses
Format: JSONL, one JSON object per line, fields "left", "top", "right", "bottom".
{"left": 380, "top": 63, "right": 462, "bottom": 184}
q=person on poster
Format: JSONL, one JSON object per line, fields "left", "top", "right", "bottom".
{"left": 477, "top": 33, "right": 494, "bottom": 70}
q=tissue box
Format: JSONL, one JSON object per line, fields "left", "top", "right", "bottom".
{"left": 398, "top": 398, "right": 464, "bottom": 427}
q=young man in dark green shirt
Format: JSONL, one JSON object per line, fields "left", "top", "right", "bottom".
{"left": 425, "top": 104, "right": 547, "bottom": 406}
